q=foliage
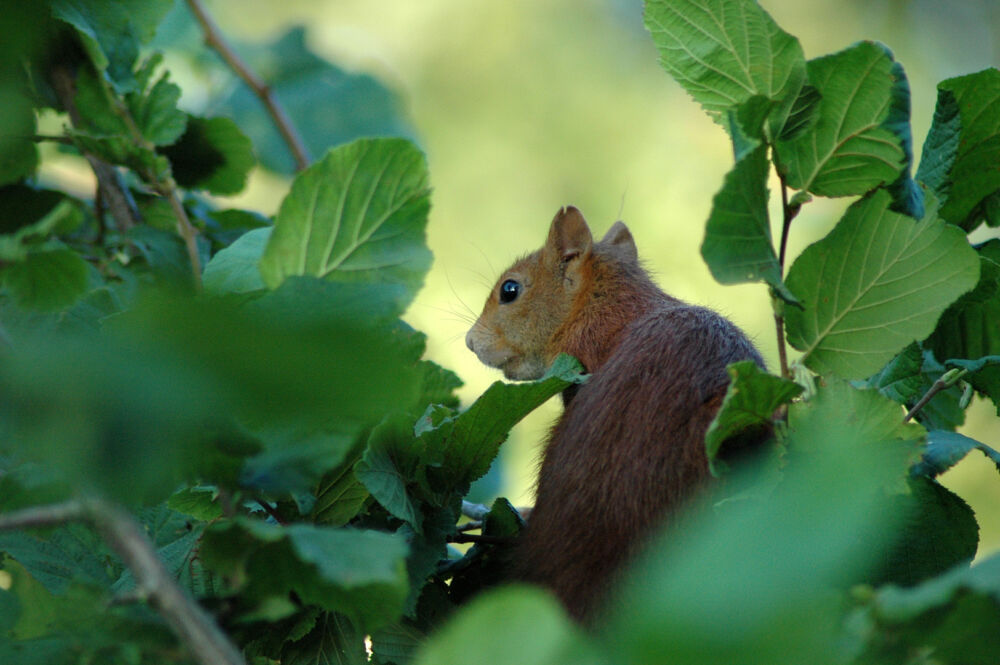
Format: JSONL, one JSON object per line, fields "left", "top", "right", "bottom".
{"left": 0, "top": 1, "right": 998, "bottom": 665}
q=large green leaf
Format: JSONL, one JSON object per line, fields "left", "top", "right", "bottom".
{"left": 259, "top": 138, "right": 432, "bottom": 304}
{"left": 202, "top": 226, "right": 270, "bottom": 295}
{"left": 702, "top": 143, "right": 794, "bottom": 299}
{"left": 644, "top": 0, "right": 807, "bottom": 138}
{"left": 207, "top": 27, "right": 414, "bottom": 175}
{"left": 785, "top": 190, "right": 980, "bottom": 379}
{"left": 200, "top": 519, "right": 409, "bottom": 632}
{"left": 775, "top": 42, "right": 908, "bottom": 198}
{"left": 917, "top": 69, "right": 1000, "bottom": 231}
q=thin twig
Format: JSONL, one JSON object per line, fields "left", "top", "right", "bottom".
{"left": 903, "top": 369, "right": 967, "bottom": 423}
{"left": 461, "top": 500, "right": 489, "bottom": 521}
{"left": 774, "top": 312, "right": 789, "bottom": 380}
{"left": 254, "top": 499, "right": 286, "bottom": 525}
{"left": 185, "top": 0, "right": 310, "bottom": 171}
{"left": 0, "top": 500, "right": 245, "bottom": 665}
{"left": 448, "top": 533, "right": 515, "bottom": 545}
{"left": 772, "top": 175, "right": 800, "bottom": 380}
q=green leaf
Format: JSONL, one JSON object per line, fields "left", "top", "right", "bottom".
{"left": 702, "top": 144, "right": 794, "bottom": 300}
{"left": 704, "top": 361, "right": 802, "bottom": 476}
{"left": 201, "top": 520, "right": 410, "bottom": 632}
{"left": 281, "top": 612, "right": 367, "bottom": 665}
{"left": 259, "top": 138, "right": 432, "bottom": 304}
{"left": 2, "top": 249, "right": 90, "bottom": 312}
{"left": 856, "top": 553, "right": 1000, "bottom": 664}
{"left": 643, "top": 0, "right": 807, "bottom": 139}
{"left": 312, "top": 457, "right": 370, "bottom": 527}
{"left": 166, "top": 486, "right": 222, "bottom": 521}
{"left": 0, "top": 524, "right": 114, "bottom": 594}
{"left": 863, "top": 344, "right": 965, "bottom": 431}
{"left": 418, "top": 354, "right": 586, "bottom": 493}
{"left": 917, "top": 69, "right": 1000, "bottom": 231}
{"left": 925, "top": 239, "right": 1000, "bottom": 410}
{"left": 913, "top": 430, "right": 1000, "bottom": 478}
{"left": 415, "top": 586, "right": 600, "bottom": 665}
{"left": 356, "top": 417, "right": 425, "bottom": 532}
{"left": 208, "top": 27, "right": 414, "bottom": 175}
{"left": 869, "top": 476, "right": 978, "bottom": 587}
{"left": 0, "top": 87, "right": 39, "bottom": 185}
{"left": 128, "top": 65, "right": 186, "bottom": 146}
{"left": 371, "top": 621, "right": 424, "bottom": 665}
{"left": 784, "top": 189, "right": 980, "bottom": 379}
{"left": 775, "top": 42, "right": 908, "bottom": 198}
{"left": 203, "top": 226, "right": 270, "bottom": 295}
{"left": 776, "top": 84, "right": 821, "bottom": 142}
{"left": 162, "top": 115, "right": 256, "bottom": 194}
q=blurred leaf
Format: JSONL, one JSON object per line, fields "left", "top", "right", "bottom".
{"left": 917, "top": 69, "right": 1000, "bottom": 231}
{"left": 371, "top": 621, "right": 423, "bottom": 665}
{"left": 203, "top": 226, "right": 270, "bottom": 295}
{"left": 913, "top": 430, "right": 1000, "bottom": 478}
{"left": 201, "top": 519, "right": 409, "bottom": 632}
{"left": 702, "top": 143, "right": 794, "bottom": 301}
{"left": 644, "top": 0, "right": 807, "bottom": 140}
{"left": 260, "top": 138, "right": 432, "bottom": 304}
{"left": 926, "top": 239, "right": 1000, "bottom": 410}
{"left": 704, "top": 361, "right": 801, "bottom": 476}
{"left": 862, "top": 344, "right": 965, "bottom": 431}
{"left": 208, "top": 27, "right": 413, "bottom": 175}
{"left": 785, "top": 190, "right": 980, "bottom": 379}
{"left": 0, "top": 87, "right": 38, "bottom": 186}
{"left": 50, "top": 0, "right": 174, "bottom": 89}
{"left": 2, "top": 249, "right": 90, "bottom": 312}
{"left": 128, "top": 58, "right": 186, "bottom": 146}
{"left": 163, "top": 115, "right": 256, "bottom": 194}
{"left": 0, "top": 185, "right": 71, "bottom": 237}
{"left": 415, "top": 586, "right": 601, "bottom": 665}
{"left": 775, "top": 42, "right": 907, "bottom": 198}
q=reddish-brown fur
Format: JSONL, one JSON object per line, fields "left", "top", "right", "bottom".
{"left": 466, "top": 207, "right": 764, "bottom": 621}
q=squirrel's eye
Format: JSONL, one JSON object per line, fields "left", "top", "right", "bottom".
{"left": 499, "top": 279, "right": 521, "bottom": 304}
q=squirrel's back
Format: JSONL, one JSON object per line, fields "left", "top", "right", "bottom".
{"left": 466, "top": 207, "right": 764, "bottom": 621}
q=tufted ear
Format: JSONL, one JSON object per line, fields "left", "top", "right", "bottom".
{"left": 600, "top": 221, "right": 638, "bottom": 264}
{"left": 544, "top": 206, "right": 593, "bottom": 266}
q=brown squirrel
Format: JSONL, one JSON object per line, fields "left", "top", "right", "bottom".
{"left": 465, "top": 206, "right": 765, "bottom": 622}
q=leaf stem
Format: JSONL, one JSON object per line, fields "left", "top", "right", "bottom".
{"left": 903, "top": 368, "right": 967, "bottom": 423}
{"left": 773, "top": 174, "right": 800, "bottom": 380}
{"left": 185, "top": 0, "right": 311, "bottom": 171}
{"left": 448, "top": 533, "right": 515, "bottom": 545}
{"left": 0, "top": 499, "right": 246, "bottom": 665}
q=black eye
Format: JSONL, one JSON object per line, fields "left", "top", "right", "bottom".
{"left": 499, "top": 279, "right": 521, "bottom": 304}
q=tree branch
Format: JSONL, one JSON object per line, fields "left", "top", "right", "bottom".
{"left": 448, "top": 533, "right": 515, "bottom": 545}
{"left": 184, "top": 0, "right": 310, "bottom": 171}
{"left": 0, "top": 500, "right": 245, "bottom": 665}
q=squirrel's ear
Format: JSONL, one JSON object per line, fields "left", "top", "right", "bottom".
{"left": 546, "top": 206, "right": 593, "bottom": 264}
{"left": 600, "top": 221, "right": 638, "bottom": 264}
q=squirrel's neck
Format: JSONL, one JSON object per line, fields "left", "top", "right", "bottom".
{"left": 549, "top": 256, "right": 674, "bottom": 374}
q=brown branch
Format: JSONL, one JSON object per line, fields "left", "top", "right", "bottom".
{"left": 254, "top": 499, "right": 286, "bottom": 525}
{"left": 49, "top": 66, "right": 141, "bottom": 233}
{"left": 0, "top": 500, "right": 245, "bottom": 665}
{"left": 184, "top": 0, "right": 310, "bottom": 171}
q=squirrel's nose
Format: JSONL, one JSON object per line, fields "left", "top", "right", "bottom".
{"left": 465, "top": 330, "right": 475, "bottom": 352}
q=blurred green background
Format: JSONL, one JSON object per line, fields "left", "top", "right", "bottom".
{"left": 36, "top": 0, "right": 1000, "bottom": 554}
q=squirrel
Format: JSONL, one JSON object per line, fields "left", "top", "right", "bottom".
{"left": 465, "top": 206, "right": 765, "bottom": 622}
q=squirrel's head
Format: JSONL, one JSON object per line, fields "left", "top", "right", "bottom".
{"left": 466, "top": 206, "right": 638, "bottom": 380}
